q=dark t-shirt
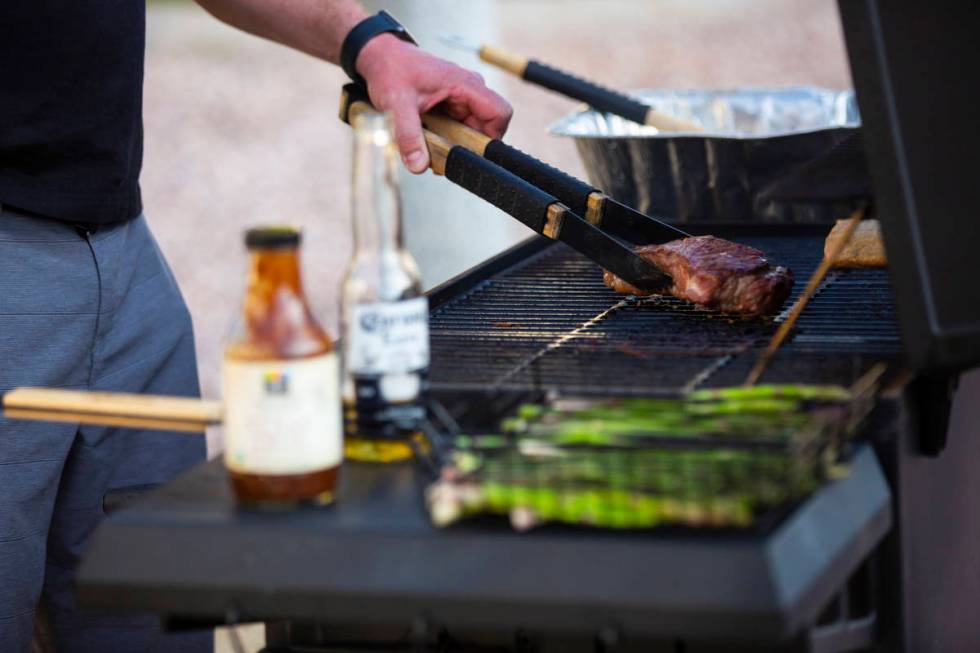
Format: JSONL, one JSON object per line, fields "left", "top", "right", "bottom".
{"left": 0, "top": 2, "right": 145, "bottom": 224}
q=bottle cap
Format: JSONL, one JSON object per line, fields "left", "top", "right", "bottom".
{"left": 245, "top": 226, "right": 301, "bottom": 249}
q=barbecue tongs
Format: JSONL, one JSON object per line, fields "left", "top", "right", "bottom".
{"left": 339, "top": 84, "right": 688, "bottom": 293}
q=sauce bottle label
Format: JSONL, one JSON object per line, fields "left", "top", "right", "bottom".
{"left": 223, "top": 353, "right": 342, "bottom": 474}
{"left": 346, "top": 297, "right": 430, "bottom": 378}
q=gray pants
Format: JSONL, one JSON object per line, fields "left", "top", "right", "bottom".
{"left": 0, "top": 208, "right": 210, "bottom": 652}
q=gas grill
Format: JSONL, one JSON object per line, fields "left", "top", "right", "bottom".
{"left": 75, "top": 1, "right": 980, "bottom": 651}
{"left": 73, "top": 231, "right": 902, "bottom": 653}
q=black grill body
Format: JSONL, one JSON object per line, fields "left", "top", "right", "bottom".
{"left": 837, "top": 0, "right": 980, "bottom": 373}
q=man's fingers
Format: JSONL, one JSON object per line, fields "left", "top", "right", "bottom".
{"left": 363, "top": 55, "right": 512, "bottom": 172}
{"left": 479, "top": 112, "right": 511, "bottom": 140}
{"left": 461, "top": 115, "right": 486, "bottom": 134}
{"left": 387, "top": 96, "right": 430, "bottom": 174}
{"left": 440, "top": 84, "right": 513, "bottom": 140}
{"left": 444, "top": 102, "right": 471, "bottom": 121}
{"left": 456, "top": 81, "right": 513, "bottom": 138}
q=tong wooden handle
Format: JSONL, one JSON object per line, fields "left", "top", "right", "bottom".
{"left": 421, "top": 113, "right": 493, "bottom": 156}
{"left": 1, "top": 387, "right": 222, "bottom": 433}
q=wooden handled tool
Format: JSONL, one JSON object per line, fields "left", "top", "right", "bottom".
{"left": 744, "top": 207, "right": 866, "bottom": 386}
{"left": 340, "top": 85, "right": 671, "bottom": 292}
{"left": 1, "top": 387, "right": 222, "bottom": 433}
{"left": 438, "top": 34, "right": 703, "bottom": 133}
{"left": 419, "top": 111, "right": 688, "bottom": 245}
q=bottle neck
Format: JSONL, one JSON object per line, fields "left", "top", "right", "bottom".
{"left": 236, "top": 246, "right": 332, "bottom": 358}
{"left": 351, "top": 113, "right": 404, "bottom": 255}
{"left": 247, "top": 247, "right": 304, "bottom": 296}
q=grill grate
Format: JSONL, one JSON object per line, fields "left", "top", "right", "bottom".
{"left": 429, "top": 233, "right": 902, "bottom": 397}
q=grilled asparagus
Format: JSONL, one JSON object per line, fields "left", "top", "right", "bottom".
{"left": 428, "top": 384, "right": 856, "bottom": 530}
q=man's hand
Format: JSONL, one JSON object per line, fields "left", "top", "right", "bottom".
{"left": 194, "top": 0, "right": 512, "bottom": 174}
{"left": 357, "top": 34, "right": 512, "bottom": 173}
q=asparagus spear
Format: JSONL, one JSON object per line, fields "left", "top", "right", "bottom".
{"left": 455, "top": 448, "right": 812, "bottom": 497}
{"left": 501, "top": 405, "right": 817, "bottom": 445}
{"left": 687, "top": 384, "right": 851, "bottom": 403}
{"left": 427, "top": 479, "right": 759, "bottom": 530}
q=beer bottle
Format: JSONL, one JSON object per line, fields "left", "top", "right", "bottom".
{"left": 223, "top": 226, "right": 342, "bottom": 505}
{"left": 342, "top": 111, "right": 429, "bottom": 463}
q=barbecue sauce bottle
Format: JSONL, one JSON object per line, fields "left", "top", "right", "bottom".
{"left": 223, "top": 226, "right": 342, "bottom": 505}
{"left": 341, "top": 110, "right": 429, "bottom": 463}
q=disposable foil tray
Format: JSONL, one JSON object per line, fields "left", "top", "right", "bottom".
{"left": 549, "top": 87, "right": 863, "bottom": 223}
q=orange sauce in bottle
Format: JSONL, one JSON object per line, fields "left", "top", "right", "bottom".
{"left": 223, "top": 227, "right": 342, "bottom": 506}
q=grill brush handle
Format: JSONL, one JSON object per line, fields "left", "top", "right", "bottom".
{"left": 436, "top": 35, "right": 701, "bottom": 131}
{"left": 1, "top": 387, "right": 221, "bottom": 432}
{"left": 523, "top": 59, "right": 651, "bottom": 124}
{"left": 470, "top": 43, "right": 701, "bottom": 132}
{"left": 521, "top": 59, "right": 702, "bottom": 132}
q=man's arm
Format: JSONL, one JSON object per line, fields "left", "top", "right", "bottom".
{"left": 194, "top": 0, "right": 512, "bottom": 173}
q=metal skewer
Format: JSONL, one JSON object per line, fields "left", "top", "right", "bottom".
{"left": 744, "top": 207, "right": 866, "bottom": 386}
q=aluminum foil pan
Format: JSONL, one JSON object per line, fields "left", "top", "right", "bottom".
{"left": 549, "top": 87, "right": 863, "bottom": 223}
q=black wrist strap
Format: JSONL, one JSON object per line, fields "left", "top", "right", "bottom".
{"left": 340, "top": 10, "right": 417, "bottom": 87}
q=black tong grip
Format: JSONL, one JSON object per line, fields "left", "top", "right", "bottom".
{"left": 483, "top": 140, "right": 595, "bottom": 218}
{"left": 523, "top": 60, "right": 649, "bottom": 125}
{"left": 445, "top": 147, "right": 556, "bottom": 233}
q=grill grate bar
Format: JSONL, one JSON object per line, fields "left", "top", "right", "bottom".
{"left": 484, "top": 299, "right": 630, "bottom": 388}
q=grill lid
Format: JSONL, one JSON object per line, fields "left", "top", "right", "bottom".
{"left": 839, "top": 0, "right": 980, "bottom": 373}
